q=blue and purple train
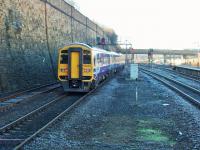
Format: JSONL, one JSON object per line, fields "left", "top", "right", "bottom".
{"left": 58, "top": 43, "right": 125, "bottom": 92}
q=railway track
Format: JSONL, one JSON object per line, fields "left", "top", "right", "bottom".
{"left": 0, "top": 93, "right": 83, "bottom": 150}
{"left": 0, "top": 83, "right": 61, "bottom": 112}
{"left": 0, "top": 75, "right": 111, "bottom": 150}
{"left": 140, "top": 68, "right": 200, "bottom": 109}
{"left": 160, "top": 68, "right": 200, "bottom": 83}
{"left": 0, "top": 82, "right": 60, "bottom": 102}
{"left": 141, "top": 65, "right": 200, "bottom": 89}
{"left": 166, "top": 68, "right": 200, "bottom": 82}
{"left": 149, "top": 65, "right": 200, "bottom": 83}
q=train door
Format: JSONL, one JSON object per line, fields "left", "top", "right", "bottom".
{"left": 68, "top": 48, "right": 83, "bottom": 80}
{"left": 71, "top": 52, "right": 80, "bottom": 78}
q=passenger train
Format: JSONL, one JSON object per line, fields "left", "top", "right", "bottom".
{"left": 58, "top": 43, "right": 125, "bottom": 92}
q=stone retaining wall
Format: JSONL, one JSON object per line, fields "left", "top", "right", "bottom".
{"left": 0, "top": 0, "right": 105, "bottom": 95}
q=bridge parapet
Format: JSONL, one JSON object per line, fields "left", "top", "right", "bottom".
{"left": 129, "top": 49, "right": 198, "bottom": 56}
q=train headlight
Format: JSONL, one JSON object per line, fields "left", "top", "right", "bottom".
{"left": 60, "top": 68, "right": 67, "bottom": 72}
{"left": 84, "top": 68, "right": 91, "bottom": 73}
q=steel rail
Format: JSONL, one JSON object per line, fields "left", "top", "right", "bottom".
{"left": 0, "top": 94, "right": 66, "bottom": 134}
{"left": 141, "top": 69, "right": 200, "bottom": 108}
{"left": 0, "top": 82, "right": 60, "bottom": 102}
{"left": 0, "top": 83, "right": 61, "bottom": 112}
{"left": 14, "top": 74, "right": 114, "bottom": 150}
{"left": 140, "top": 64, "right": 200, "bottom": 83}
{"left": 141, "top": 68, "right": 200, "bottom": 95}
{"left": 165, "top": 68, "right": 200, "bottom": 83}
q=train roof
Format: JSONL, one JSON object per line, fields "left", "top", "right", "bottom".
{"left": 65, "top": 42, "right": 92, "bottom": 49}
{"left": 92, "top": 47, "right": 121, "bottom": 56}
{"left": 61, "top": 43, "right": 122, "bottom": 56}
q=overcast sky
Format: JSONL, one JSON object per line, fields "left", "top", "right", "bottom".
{"left": 73, "top": 0, "right": 200, "bottom": 49}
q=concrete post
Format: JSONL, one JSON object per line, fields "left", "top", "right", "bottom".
{"left": 163, "top": 54, "right": 167, "bottom": 64}
{"left": 170, "top": 55, "right": 172, "bottom": 66}
{"left": 183, "top": 55, "right": 187, "bottom": 65}
{"left": 131, "top": 54, "right": 134, "bottom": 63}
{"left": 181, "top": 55, "right": 184, "bottom": 65}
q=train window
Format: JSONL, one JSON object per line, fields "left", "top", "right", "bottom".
{"left": 105, "top": 54, "right": 110, "bottom": 65}
{"left": 100, "top": 54, "right": 103, "bottom": 63}
{"left": 94, "top": 57, "right": 96, "bottom": 65}
{"left": 97, "top": 54, "right": 102, "bottom": 65}
{"left": 60, "top": 50, "right": 68, "bottom": 64}
{"left": 83, "top": 50, "right": 91, "bottom": 64}
{"left": 113, "top": 56, "right": 116, "bottom": 62}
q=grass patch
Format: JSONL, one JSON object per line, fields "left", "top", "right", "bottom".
{"left": 137, "top": 119, "right": 176, "bottom": 146}
{"left": 138, "top": 128, "right": 169, "bottom": 142}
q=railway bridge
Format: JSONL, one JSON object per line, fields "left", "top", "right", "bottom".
{"left": 123, "top": 48, "right": 200, "bottom": 64}
{"left": 130, "top": 49, "right": 198, "bottom": 56}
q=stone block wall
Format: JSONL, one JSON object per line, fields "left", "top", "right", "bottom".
{"left": 0, "top": 0, "right": 105, "bottom": 95}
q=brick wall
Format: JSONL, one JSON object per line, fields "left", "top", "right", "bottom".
{"left": 0, "top": 0, "right": 105, "bottom": 95}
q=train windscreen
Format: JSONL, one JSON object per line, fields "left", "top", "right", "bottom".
{"left": 60, "top": 50, "right": 68, "bottom": 64}
{"left": 83, "top": 50, "right": 91, "bottom": 64}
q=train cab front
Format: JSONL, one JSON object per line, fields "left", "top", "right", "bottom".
{"left": 58, "top": 44, "right": 93, "bottom": 92}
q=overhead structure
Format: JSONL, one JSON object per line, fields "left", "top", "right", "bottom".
{"left": 130, "top": 49, "right": 198, "bottom": 56}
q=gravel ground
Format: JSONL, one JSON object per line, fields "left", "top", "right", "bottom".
{"left": 23, "top": 67, "right": 200, "bottom": 150}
